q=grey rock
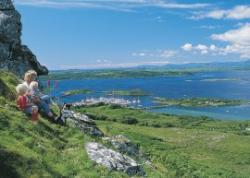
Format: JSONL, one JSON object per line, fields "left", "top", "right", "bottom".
{"left": 61, "top": 109, "right": 75, "bottom": 119}
{"left": 85, "top": 142, "right": 145, "bottom": 176}
{"left": 61, "top": 110, "right": 103, "bottom": 137}
{"left": 0, "top": 0, "right": 48, "bottom": 77}
{"left": 73, "top": 112, "right": 96, "bottom": 125}
{"left": 102, "top": 135, "right": 140, "bottom": 157}
{"left": 77, "top": 122, "right": 104, "bottom": 137}
{"left": 0, "top": 0, "right": 14, "bottom": 9}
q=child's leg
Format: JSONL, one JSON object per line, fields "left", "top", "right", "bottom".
{"left": 41, "top": 95, "right": 51, "bottom": 104}
{"left": 24, "top": 106, "right": 38, "bottom": 121}
{"left": 38, "top": 101, "right": 56, "bottom": 121}
{"left": 31, "top": 106, "right": 39, "bottom": 121}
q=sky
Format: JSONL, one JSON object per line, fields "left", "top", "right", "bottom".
{"left": 14, "top": 0, "right": 250, "bottom": 70}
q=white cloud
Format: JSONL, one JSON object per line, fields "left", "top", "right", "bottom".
{"left": 132, "top": 49, "right": 177, "bottom": 59}
{"left": 211, "top": 23, "right": 250, "bottom": 58}
{"left": 96, "top": 59, "right": 110, "bottom": 63}
{"left": 195, "top": 44, "right": 208, "bottom": 51}
{"left": 160, "top": 50, "right": 177, "bottom": 58}
{"left": 14, "top": 0, "right": 210, "bottom": 11}
{"left": 211, "top": 23, "right": 250, "bottom": 45}
{"left": 199, "top": 25, "right": 219, "bottom": 30}
{"left": 181, "top": 23, "right": 250, "bottom": 58}
{"left": 132, "top": 52, "right": 146, "bottom": 57}
{"left": 193, "top": 5, "right": 250, "bottom": 20}
{"left": 181, "top": 43, "right": 193, "bottom": 51}
{"left": 181, "top": 43, "right": 218, "bottom": 55}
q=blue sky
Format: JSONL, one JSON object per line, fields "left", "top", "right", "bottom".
{"left": 14, "top": 0, "right": 250, "bottom": 69}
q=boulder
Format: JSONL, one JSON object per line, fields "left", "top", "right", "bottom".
{"left": 61, "top": 110, "right": 103, "bottom": 137}
{"left": 0, "top": 0, "right": 48, "bottom": 77}
{"left": 102, "top": 135, "right": 140, "bottom": 157}
{"left": 85, "top": 142, "right": 145, "bottom": 176}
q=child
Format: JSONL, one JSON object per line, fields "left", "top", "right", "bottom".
{"left": 29, "top": 81, "right": 64, "bottom": 125}
{"left": 30, "top": 81, "right": 51, "bottom": 104}
{"left": 16, "top": 84, "right": 39, "bottom": 122}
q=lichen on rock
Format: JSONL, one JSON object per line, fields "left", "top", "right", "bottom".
{"left": 85, "top": 142, "right": 145, "bottom": 176}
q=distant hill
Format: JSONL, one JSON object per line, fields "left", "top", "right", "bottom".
{"left": 50, "top": 60, "right": 250, "bottom": 74}
{"left": 136, "top": 60, "right": 250, "bottom": 71}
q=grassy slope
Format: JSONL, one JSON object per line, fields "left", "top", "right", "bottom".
{"left": 76, "top": 105, "right": 250, "bottom": 178}
{"left": 0, "top": 71, "right": 129, "bottom": 178}
{"left": 1, "top": 70, "right": 250, "bottom": 178}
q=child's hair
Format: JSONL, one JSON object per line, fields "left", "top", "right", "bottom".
{"left": 30, "top": 81, "right": 39, "bottom": 90}
{"left": 24, "top": 70, "right": 37, "bottom": 82}
{"left": 16, "top": 84, "right": 28, "bottom": 95}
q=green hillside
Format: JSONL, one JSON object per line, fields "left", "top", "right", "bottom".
{"left": 1, "top": 70, "right": 250, "bottom": 178}
{"left": 0, "top": 71, "right": 128, "bottom": 178}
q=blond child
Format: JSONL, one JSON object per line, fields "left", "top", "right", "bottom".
{"left": 30, "top": 81, "right": 51, "bottom": 104}
{"left": 16, "top": 84, "right": 39, "bottom": 122}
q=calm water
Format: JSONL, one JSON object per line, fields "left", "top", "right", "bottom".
{"left": 49, "top": 70, "right": 250, "bottom": 120}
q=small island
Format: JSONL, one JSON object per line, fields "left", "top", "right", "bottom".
{"left": 61, "top": 89, "right": 92, "bottom": 97}
{"left": 106, "top": 89, "right": 150, "bottom": 96}
{"left": 201, "top": 78, "right": 240, "bottom": 82}
{"left": 153, "top": 97, "right": 246, "bottom": 107}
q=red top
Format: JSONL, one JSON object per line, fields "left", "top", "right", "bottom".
{"left": 17, "top": 96, "right": 28, "bottom": 110}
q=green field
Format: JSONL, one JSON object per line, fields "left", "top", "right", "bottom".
{"left": 75, "top": 105, "right": 250, "bottom": 177}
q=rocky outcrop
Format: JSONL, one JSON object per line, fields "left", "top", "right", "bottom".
{"left": 85, "top": 142, "right": 145, "bottom": 176}
{"left": 102, "top": 135, "right": 140, "bottom": 157}
{"left": 60, "top": 109, "right": 147, "bottom": 176}
{"left": 61, "top": 109, "right": 104, "bottom": 137}
{"left": 0, "top": 0, "right": 48, "bottom": 77}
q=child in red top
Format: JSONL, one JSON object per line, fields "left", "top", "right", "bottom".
{"left": 16, "top": 84, "right": 39, "bottom": 122}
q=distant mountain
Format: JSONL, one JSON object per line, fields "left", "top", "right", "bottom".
{"left": 50, "top": 60, "right": 250, "bottom": 73}
{"left": 136, "top": 60, "right": 250, "bottom": 71}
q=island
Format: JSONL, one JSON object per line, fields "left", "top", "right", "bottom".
{"left": 153, "top": 97, "right": 246, "bottom": 107}
{"left": 200, "top": 78, "right": 240, "bottom": 82}
{"left": 40, "top": 69, "right": 194, "bottom": 80}
{"left": 61, "top": 89, "right": 92, "bottom": 97}
{"left": 106, "top": 89, "right": 150, "bottom": 96}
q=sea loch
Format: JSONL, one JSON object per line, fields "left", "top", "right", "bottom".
{"left": 49, "top": 70, "right": 250, "bottom": 120}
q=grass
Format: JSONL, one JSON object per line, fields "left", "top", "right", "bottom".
{"left": 2, "top": 70, "right": 250, "bottom": 178}
{"left": 0, "top": 107, "right": 133, "bottom": 178}
{"left": 0, "top": 71, "right": 130, "bottom": 178}
{"left": 75, "top": 105, "right": 250, "bottom": 178}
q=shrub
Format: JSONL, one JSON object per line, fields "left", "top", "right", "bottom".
{"left": 121, "top": 117, "right": 138, "bottom": 125}
{"left": 109, "top": 104, "right": 123, "bottom": 109}
{"left": 163, "top": 122, "right": 175, "bottom": 128}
